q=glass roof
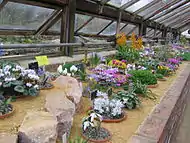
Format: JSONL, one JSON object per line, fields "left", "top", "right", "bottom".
{"left": 125, "top": 0, "right": 154, "bottom": 13}
{"left": 78, "top": 17, "right": 111, "bottom": 34}
{"left": 107, "top": 0, "right": 132, "bottom": 7}
{"left": 0, "top": 2, "right": 54, "bottom": 29}
{"left": 100, "top": 21, "right": 117, "bottom": 35}
{"left": 120, "top": 24, "right": 138, "bottom": 35}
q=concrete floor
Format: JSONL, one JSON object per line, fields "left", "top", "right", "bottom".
{"left": 172, "top": 92, "right": 190, "bottom": 143}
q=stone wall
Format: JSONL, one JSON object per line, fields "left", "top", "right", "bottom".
{"left": 129, "top": 63, "right": 190, "bottom": 143}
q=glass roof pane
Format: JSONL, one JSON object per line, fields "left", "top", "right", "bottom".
{"left": 49, "top": 19, "right": 61, "bottom": 32}
{"left": 75, "top": 14, "right": 92, "bottom": 30}
{"left": 155, "top": 3, "right": 190, "bottom": 22}
{"left": 150, "top": 0, "right": 187, "bottom": 20}
{"left": 107, "top": 0, "right": 132, "bottom": 7}
{"left": 120, "top": 24, "right": 138, "bottom": 35}
{"left": 0, "top": 2, "right": 54, "bottom": 30}
{"left": 100, "top": 21, "right": 117, "bottom": 35}
{"left": 78, "top": 17, "right": 111, "bottom": 34}
{"left": 138, "top": 0, "right": 173, "bottom": 17}
{"left": 125, "top": 0, "right": 154, "bottom": 13}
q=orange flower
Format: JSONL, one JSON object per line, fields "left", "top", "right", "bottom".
{"left": 116, "top": 33, "right": 127, "bottom": 46}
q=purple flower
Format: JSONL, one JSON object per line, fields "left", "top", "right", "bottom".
{"left": 37, "top": 67, "right": 45, "bottom": 76}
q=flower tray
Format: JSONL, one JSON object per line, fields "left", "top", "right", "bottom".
{"left": 147, "top": 83, "right": 159, "bottom": 88}
{"left": 82, "top": 127, "right": 111, "bottom": 143}
{"left": 0, "top": 106, "right": 15, "bottom": 119}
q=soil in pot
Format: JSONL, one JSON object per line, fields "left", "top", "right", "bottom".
{"left": 0, "top": 104, "right": 14, "bottom": 119}
{"left": 82, "top": 127, "right": 111, "bottom": 142}
{"left": 39, "top": 82, "right": 54, "bottom": 90}
{"left": 147, "top": 83, "right": 158, "bottom": 88}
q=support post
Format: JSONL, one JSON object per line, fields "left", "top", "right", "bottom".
{"left": 116, "top": 11, "right": 122, "bottom": 35}
{"left": 139, "top": 22, "right": 147, "bottom": 36}
{"left": 60, "top": 0, "right": 76, "bottom": 56}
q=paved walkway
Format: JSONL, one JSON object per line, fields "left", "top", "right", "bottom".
{"left": 172, "top": 92, "right": 190, "bottom": 143}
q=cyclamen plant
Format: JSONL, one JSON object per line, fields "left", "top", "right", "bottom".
{"left": 93, "top": 98, "right": 124, "bottom": 119}
{"left": 0, "top": 64, "right": 40, "bottom": 97}
{"left": 57, "top": 64, "right": 78, "bottom": 76}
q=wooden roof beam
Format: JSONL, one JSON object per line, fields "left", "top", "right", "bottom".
{"left": 120, "top": 0, "right": 140, "bottom": 10}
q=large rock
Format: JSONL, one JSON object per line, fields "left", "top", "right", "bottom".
{"left": 45, "top": 90, "right": 75, "bottom": 139}
{"left": 0, "top": 133, "right": 17, "bottom": 143}
{"left": 18, "top": 111, "right": 57, "bottom": 143}
{"left": 53, "top": 76, "right": 83, "bottom": 112}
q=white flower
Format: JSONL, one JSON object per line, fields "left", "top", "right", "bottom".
{"left": 70, "top": 65, "right": 78, "bottom": 73}
{"left": 26, "top": 83, "right": 32, "bottom": 87}
{"left": 67, "top": 73, "right": 71, "bottom": 77}
{"left": 34, "top": 84, "right": 39, "bottom": 89}
{"left": 57, "top": 65, "right": 63, "bottom": 74}
{"left": 0, "top": 82, "right": 2, "bottom": 86}
{"left": 90, "top": 112, "right": 102, "bottom": 122}
{"left": 62, "top": 68, "right": 67, "bottom": 75}
{"left": 83, "top": 121, "right": 94, "bottom": 131}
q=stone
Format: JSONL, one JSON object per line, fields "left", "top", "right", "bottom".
{"left": 18, "top": 111, "right": 57, "bottom": 143}
{"left": 53, "top": 75, "right": 83, "bottom": 112}
{"left": 45, "top": 89, "right": 75, "bottom": 139}
{"left": 0, "top": 133, "right": 18, "bottom": 143}
{"left": 128, "top": 135, "right": 157, "bottom": 143}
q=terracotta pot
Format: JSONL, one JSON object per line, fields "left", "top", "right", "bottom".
{"left": 147, "top": 83, "right": 158, "bottom": 88}
{"left": 102, "top": 112, "right": 127, "bottom": 123}
{"left": 0, "top": 106, "right": 15, "bottom": 119}
{"left": 82, "top": 127, "right": 111, "bottom": 143}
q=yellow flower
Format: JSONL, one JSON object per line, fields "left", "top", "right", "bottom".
{"left": 116, "top": 33, "right": 127, "bottom": 46}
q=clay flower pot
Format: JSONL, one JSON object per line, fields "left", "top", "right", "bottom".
{"left": 0, "top": 105, "right": 15, "bottom": 119}
{"left": 82, "top": 127, "right": 111, "bottom": 143}
{"left": 147, "top": 83, "right": 158, "bottom": 88}
{"left": 102, "top": 111, "right": 127, "bottom": 123}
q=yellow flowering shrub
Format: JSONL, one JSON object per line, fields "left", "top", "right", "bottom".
{"left": 130, "top": 33, "right": 143, "bottom": 50}
{"left": 108, "top": 59, "right": 127, "bottom": 69}
{"left": 116, "top": 33, "right": 127, "bottom": 46}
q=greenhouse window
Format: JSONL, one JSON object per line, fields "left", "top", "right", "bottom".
{"left": 0, "top": 2, "right": 54, "bottom": 30}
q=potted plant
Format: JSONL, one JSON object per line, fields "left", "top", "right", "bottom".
{"left": 113, "top": 90, "right": 141, "bottom": 109}
{"left": 154, "top": 73, "right": 167, "bottom": 81}
{"left": 132, "top": 80, "right": 156, "bottom": 100}
{"left": 0, "top": 64, "right": 40, "bottom": 98}
{"left": 82, "top": 111, "right": 111, "bottom": 142}
{"left": 128, "top": 70, "right": 158, "bottom": 88}
{"left": 93, "top": 98, "right": 126, "bottom": 123}
{"left": 0, "top": 96, "right": 14, "bottom": 119}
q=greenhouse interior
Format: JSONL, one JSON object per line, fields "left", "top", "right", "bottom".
{"left": 0, "top": 0, "right": 189, "bottom": 143}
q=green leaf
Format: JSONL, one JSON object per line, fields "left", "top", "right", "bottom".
{"left": 29, "top": 87, "right": 38, "bottom": 96}
{"left": 11, "top": 80, "right": 23, "bottom": 86}
{"left": 14, "top": 85, "right": 24, "bottom": 93}
{"left": 3, "top": 82, "right": 11, "bottom": 88}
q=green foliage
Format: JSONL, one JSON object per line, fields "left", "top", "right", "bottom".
{"left": 180, "top": 35, "right": 187, "bottom": 45}
{"left": 78, "top": 70, "right": 87, "bottom": 81}
{"left": 113, "top": 90, "right": 141, "bottom": 109}
{"left": 62, "top": 63, "right": 74, "bottom": 73}
{"left": 14, "top": 85, "right": 24, "bottom": 93}
{"left": 129, "top": 70, "right": 157, "bottom": 85}
{"left": 89, "top": 53, "right": 101, "bottom": 68}
{"left": 181, "top": 52, "right": 190, "bottom": 61}
{"left": 69, "top": 136, "right": 88, "bottom": 143}
{"left": 155, "top": 73, "right": 164, "bottom": 79}
{"left": 132, "top": 80, "right": 156, "bottom": 100}
{"left": 154, "top": 46, "right": 173, "bottom": 62}
{"left": 0, "top": 96, "right": 12, "bottom": 115}
{"left": 28, "top": 88, "right": 38, "bottom": 96}
{"left": 122, "top": 84, "right": 129, "bottom": 91}
{"left": 115, "top": 45, "right": 140, "bottom": 63}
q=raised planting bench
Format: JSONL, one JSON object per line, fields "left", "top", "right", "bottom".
{"left": 129, "top": 63, "right": 190, "bottom": 143}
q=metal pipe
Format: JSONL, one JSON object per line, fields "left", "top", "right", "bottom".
{"left": 0, "top": 42, "right": 115, "bottom": 49}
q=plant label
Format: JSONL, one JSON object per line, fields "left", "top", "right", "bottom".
{"left": 90, "top": 90, "right": 98, "bottom": 101}
{"left": 107, "top": 88, "right": 112, "bottom": 97}
{"left": 35, "top": 55, "right": 49, "bottom": 66}
{"left": 28, "top": 62, "right": 39, "bottom": 71}
{"left": 62, "top": 133, "right": 67, "bottom": 143}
